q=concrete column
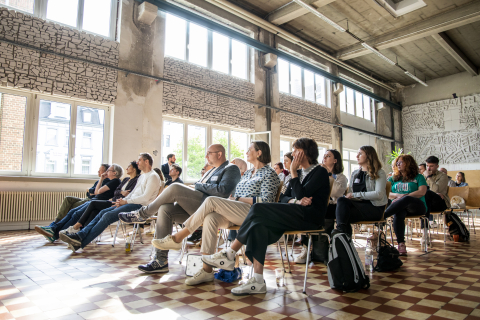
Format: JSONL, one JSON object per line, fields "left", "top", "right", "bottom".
{"left": 269, "top": 63, "right": 281, "bottom": 164}
{"left": 330, "top": 64, "right": 342, "bottom": 152}
{"left": 113, "top": 0, "right": 165, "bottom": 166}
{"left": 375, "top": 102, "right": 393, "bottom": 168}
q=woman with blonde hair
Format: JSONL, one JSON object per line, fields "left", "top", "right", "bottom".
{"left": 332, "top": 146, "right": 388, "bottom": 237}
{"left": 384, "top": 154, "right": 427, "bottom": 255}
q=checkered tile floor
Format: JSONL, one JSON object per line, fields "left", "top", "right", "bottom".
{"left": 0, "top": 221, "right": 479, "bottom": 320}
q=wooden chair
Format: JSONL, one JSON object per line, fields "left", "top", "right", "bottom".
{"left": 277, "top": 177, "right": 334, "bottom": 294}
{"left": 352, "top": 181, "right": 392, "bottom": 252}
{"left": 466, "top": 187, "right": 480, "bottom": 234}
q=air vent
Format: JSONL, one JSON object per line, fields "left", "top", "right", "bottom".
{"left": 374, "top": 0, "right": 426, "bottom": 17}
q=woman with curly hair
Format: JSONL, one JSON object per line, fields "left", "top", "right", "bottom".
{"left": 332, "top": 146, "right": 388, "bottom": 237}
{"left": 384, "top": 154, "right": 427, "bottom": 255}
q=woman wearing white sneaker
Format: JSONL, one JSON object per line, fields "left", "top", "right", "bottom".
{"left": 294, "top": 149, "right": 347, "bottom": 264}
{"left": 202, "top": 138, "right": 331, "bottom": 296}
{"left": 152, "top": 141, "right": 280, "bottom": 286}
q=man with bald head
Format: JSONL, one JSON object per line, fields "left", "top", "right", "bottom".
{"left": 119, "top": 144, "right": 241, "bottom": 273}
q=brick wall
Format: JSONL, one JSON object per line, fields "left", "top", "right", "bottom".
{"left": 279, "top": 93, "right": 332, "bottom": 144}
{"left": 163, "top": 57, "right": 255, "bottom": 129}
{"left": 0, "top": 93, "right": 26, "bottom": 171}
{"left": 403, "top": 93, "right": 480, "bottom": 164}
{"left": 0, "top": 7, "right": 118, "bottom": 103}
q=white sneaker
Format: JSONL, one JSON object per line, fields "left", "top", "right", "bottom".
{"left": 185, "top": 268, "right": 215, "bottom": 286}
{"left": 60, "top": 226, "right": 79, "bottom": 235}
{"left": 151, "top": 235, "right": 182, "bottom": 251}
{"left": 231, "top": 277, "right": 267, "bottom": 296}
{"left": 294, "top": 245, "right": 308, "bottom": 264}
{"left": 202, "top": 249, "right": 235, "bottom": 271}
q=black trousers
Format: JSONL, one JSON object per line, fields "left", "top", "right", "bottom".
{"left": 425, "top": 190, "right": 447, "bottom": 215}
{"left": 335, "top": 197, "right": 385, "bottom": 236}
{"left": 384, "top": 196, "right": 426, "bottom": 244}
{"left": 77, "top": 200, "right": 113, "bottom": 226}
{"left": 236, "top": 203, "right": 321, "bottom": 266}
{"left": 301, "top": 204, "right": 335, "bottom": 246}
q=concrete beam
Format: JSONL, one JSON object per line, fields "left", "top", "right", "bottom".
{"left": 267, "top": 0, "right": 336, "bottom": 25}
{"left": 432, "top": 32, "right": 478, "bottom": 76}
{"left": 336, "top": 1, "right": 480, "bottom": 60}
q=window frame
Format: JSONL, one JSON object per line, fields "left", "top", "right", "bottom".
{"left": 165, "top": 13, "right": 251, "bottom": 82}
{"left": 278, "top": 58, "right": 330, "bottom": 108}
{"left": 0, "top": 87, "right": 112, "bottom": 178}
{"left": 162, "top": 116, "right": 252, "bottom": 183}
{"left": 338, "top": 87, "right": 375, "bottom": 122}
{"left": 0, "top": 0, "right": 118, "bottom": 40}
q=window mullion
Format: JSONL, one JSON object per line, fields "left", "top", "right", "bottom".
{"left": 207, "top": 30, "right": 213, "bottom": 70}
{"left": 185, "top": 22, "right": 190, "bottom": 62}
{"left": 36, "top": 0, "right": 47, "bottom": 19}
{"left": 69, "top": 103, "right": 78, "bottom": 177}
{"left": 77, "top": 0, "right": 85, "bottom": 31}
{"left": 228, "top": 38, "right": 232, "bottom": 76}
{"left": 109, "top": 0, "right": 117, "bottom": 40}
{"left": 301, "top": 68, "right": 305, "bottom": 100}
{"left": 288, "top": 63, "right": 291, "bottom": 95}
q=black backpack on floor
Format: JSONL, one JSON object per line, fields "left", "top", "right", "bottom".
{"left": 374, "top": 232, "right": 403, "bottom": 272}
{"left": 327, "top": 233, "right": 370, "bottom": 292}
{"left": 445, "top": 210, "right": 470, "bottom": 241}
{"left": 311, "top": 234, "right": 330, "bottom": 265}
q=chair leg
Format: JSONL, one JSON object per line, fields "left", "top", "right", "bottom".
{"left": 240, "top": 245, "right": 247, "bottom": 265}
{"left": 277, "top": 241, "right": 286, "bottom": 273}
{"left": 303, "top": 234, "right": 312, "bottom": 294}
{"left": 131, "top": 224, "right": 139, "bottom": 251}
{"left": 291, "top": 236, "right": 295, "bottom": 257}
{"left": 283, "top": 235, "right": 292, "bottom": 274}
{"left": 216, "top": 229, "right": 222, "bottom": 249}
{"left": 179, "top": 237, "right": 188, "bottom": 264}
{"left": 113, "top": 222, "right": 120, "bottom": 247}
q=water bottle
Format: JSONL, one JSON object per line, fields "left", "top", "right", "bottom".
{"left": 365, "top": 240, "right": 374, "bottom": 273}
{"left": 125, "top": 235, "right": 131, "bottom": 253}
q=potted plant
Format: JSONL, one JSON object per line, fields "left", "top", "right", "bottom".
{"left": 386, "top": 146, "right": 410, "bottom": 165}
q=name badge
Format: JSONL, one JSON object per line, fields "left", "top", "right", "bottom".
{"left": 211, "top": 176, "right": 218, "bottom": 182}
{"left": 354, "top": 178, "right": 360, "bottom": 183}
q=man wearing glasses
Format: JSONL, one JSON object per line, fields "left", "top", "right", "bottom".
{"left": 118, "top": 144, "right": 241, "bottom": 273}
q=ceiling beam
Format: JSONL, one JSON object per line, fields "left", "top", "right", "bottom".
{"left": 336, "top": 1, "right": 480, "bottom": 60}
{"left": 431, "top": 32, "right": 478, "bottom": 76}
{"left": 267, "top": 0, "right": 336, "bottom": 25}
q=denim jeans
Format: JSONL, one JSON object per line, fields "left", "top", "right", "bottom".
{"left": 76, "top": 204, "right": 141, "bottom": 248}
{"left": 49, "top": 201, "right": 91, "bottom": 239}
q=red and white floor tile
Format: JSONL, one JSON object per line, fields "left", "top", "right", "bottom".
{"left": 0, "top": 223, "right": 479, "bottom": 320}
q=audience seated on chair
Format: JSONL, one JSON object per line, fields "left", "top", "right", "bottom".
{"left": 161, "top": 153, "right": 176, "bottom": 183}
{"left": 453, "top": 172, "right": 468, "bottom": 187}
{"left": 280, "top": 152, "right": 293, "bottom": 194}
{"left": 384, "top": 154, "right": 427, "bottom": 256}
{"left": 332, "top": 146, "right": 388, "bottom": 237}
{"left": 118, "top": 144, "right": 241, "bottom": 274}
{"left": 424, "top": 156, "right": 450, "bottom": 218}
{"left": 439, "top": 168, "right": 456, "bottom": 188}
{"left": 231, "top": 158, "right": 247, "bottom": 176}
{"left": 59, "top": 153, "right": 161, "bottom": 252}
{"left": 34, "top": 163, "right": 120, "bottom": 243}
{"left": 152, "top": 141, "right": 280, "bottom": 287}
{"left": 165, "top": 164, "right": 184, "bottom": 186}
{"left": 418, "top": 163, "right": 426, "bottom": 175}
{"left": 295, "top": 148, "right": 347, "bottom": 264}
{"left": 193, "top": 137, "right": 329, "bottom": 295}
{"left": 52, "top": 164, "right": 110, "bottom": 223}
{"left": 66, "top": 161, "right": 142, "bottom": 235}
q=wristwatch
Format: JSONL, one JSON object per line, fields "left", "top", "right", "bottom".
{"left": 235, "top": 196, "right": 240, "bottom": 201}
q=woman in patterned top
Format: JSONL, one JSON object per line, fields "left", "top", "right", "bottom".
{"left": 152, "top": 141, "right": 280, "bottom": 286}
{"left": 202, "top": 138, "right": 331, "bottom": 296}
{"left": 384, "top": 154, "right": 427, "bottom": 255}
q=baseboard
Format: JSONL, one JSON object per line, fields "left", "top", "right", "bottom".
{"left": 0, "top": 221, "right": 51, "bottom": 231}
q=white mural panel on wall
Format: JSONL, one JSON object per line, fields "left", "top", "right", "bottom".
{"left": 403, "top": 94, "right": 480, "bottom": 164}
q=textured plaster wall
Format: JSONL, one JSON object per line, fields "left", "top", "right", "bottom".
{"left": 163, "top": 57, "right": 255, "bottom": 129}
{"left": 0, "top": 7, "right": 118, "bottom": 103}
{"left": 403, "top": 94, "right": 480, "bottom": 165}
{"left": 279, "top": 93, "right": 332, "bottom": 144}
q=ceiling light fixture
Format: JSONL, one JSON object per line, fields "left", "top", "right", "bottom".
{"left": 361, "top": 42, "right": 396, "bottom": 66}
{"left": 404, "top": 71, "right": 428, "bottom": 86}
{"left": 291, "top": 0, "right": 346, "bottom": 32}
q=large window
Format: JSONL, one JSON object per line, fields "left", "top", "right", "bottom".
{"left": 162, "top": 118, "right": 250, "bottom": 182}
{"left": 0, "top": 0, "right": 117, "bottom": 39}
{"left": 342, "top": 149, "right": 359, "bottom": 181}
{"left": 0, "top": 88, "right": 111, "bottom": 177}
{"left": 339, "top": 86, "right": 374, "bottom": 121}
{"left": 165, "top": 13, "right": 249, "bottom": 80}
{"left": 278, "top": 58, "right": 329, "bottom": 107}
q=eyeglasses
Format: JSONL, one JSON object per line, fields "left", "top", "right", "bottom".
{"left": 206, "top": 151, "right": 220, "bottom": 156}
{"left": 107, "top": 169, "right": 115, "bottom": 172}
{"left": 396, "top": 161, "right": 404, "bottom": 166}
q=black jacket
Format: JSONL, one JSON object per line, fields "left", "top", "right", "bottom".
{"left": 194, "top": 161, "right": 241, "bottom": 201}
{"left": 161, "top": 163, "right": 171, "bottom": 182}
{"left": 280, "top": 165, "right": 330, "bottom": 226}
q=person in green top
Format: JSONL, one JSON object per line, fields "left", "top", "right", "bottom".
{"left": 384, "top": 154, "right": 427, "bottom": 256}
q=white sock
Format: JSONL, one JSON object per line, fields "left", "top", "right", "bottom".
{"left": 254, "top": 273, "right": 264, "bottom": 283}
{"left": 225, "top": 247, "right": 236, "bottom": 260}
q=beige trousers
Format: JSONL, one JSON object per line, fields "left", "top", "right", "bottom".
{"left": 184, "top": 196, "right": 251, "bottom": 254}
